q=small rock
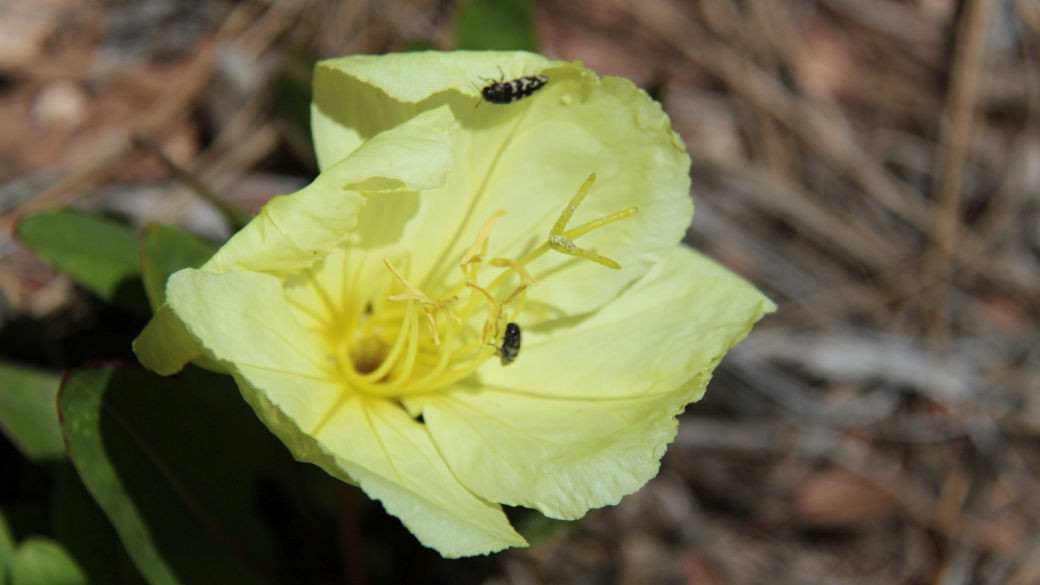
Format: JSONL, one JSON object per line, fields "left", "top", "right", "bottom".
{"left": 30, "top": 81, "right": 89, "bottom": 131}
{"left": 792, "top": 468, "right": 897, "bottom": 530}
{"left": 0, "top": 0, "right": 70, "bottom": 71}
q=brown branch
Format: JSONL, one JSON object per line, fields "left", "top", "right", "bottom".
{"left": 131, "top": 136, "right": 252, "bottom": 231}
{"left": 924, "top": 0, "right": 998, "bottom": 348}
{"left": 0, "top": 5, "right": 253, "bottom": 233}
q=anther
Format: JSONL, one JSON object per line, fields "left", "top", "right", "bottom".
{"left": 460, "top": 210, "right": 507, "bottom": 277}
{"left": 384, "top": 258, "right": 459, "bottom": 345}
{"left": 488, "top": 258, "right": 537, "bottom": 287}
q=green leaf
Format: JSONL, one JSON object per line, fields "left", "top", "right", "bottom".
{"left": 52, "top": 463, "right": 146, "bottom": 585}
{"left": 453, "top": 0, "right": 539, "bottom": 52}
{"left": 273, "top": 50, "right": 318, "bottom": 171}
{"left": 140, "top": 226, "right": 216, "bottom": 311}
{"left": 398, "top": 39, "right": 435, "bottom": 53}
{"left": 10, "top": 538, "right": 87, "bottom": 585}
{"left": 0, "top": 510, "right": 15, "bottom": 585}
{"left": 504, "top": 506, "right": 575, "bottom": 545}
{"left": 0, "top": 361, "right": 64, "bottom": 461}
{"left": 17, "top": 210, "right": 148, "bottom": 314}
{"left": 58, "top": 364, "right": 294, "bottom": 585}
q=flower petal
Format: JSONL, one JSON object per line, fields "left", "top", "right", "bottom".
{"left": 404, "top": 68, "right": 692, "bottom": 315}
{"left": 149, "top": 268, "right": 525, "bottom": 557}
{"left": 203, "top": 105, "right": 457, "bottom": 277}
{"left": 133, "top": 304, "right": 204, "bottom": 376}
{"left": 312, "top": 51, "right": 553, "bottom": 169}
{"left": 314, "top": 52, "right": 692, "bottom": 315}
{"left": 158, "top": 269, "right": 344, "bottom": 432}
{"left": 407, "top": 246, "right": 776, "bottom": 519}
{"left": 308, "top": 396, "right": 527, "bottom": 557}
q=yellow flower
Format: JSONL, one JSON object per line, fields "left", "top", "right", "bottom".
{"left": 133, "top": 51, "right": 775, "bottom": 557}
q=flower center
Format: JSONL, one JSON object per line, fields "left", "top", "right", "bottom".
{"left": 333, "top": 173, "right": 636, "bottom": 399}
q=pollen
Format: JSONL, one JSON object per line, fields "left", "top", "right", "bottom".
{"left": 549, "top": 235, "right": 576, "bottom": 253}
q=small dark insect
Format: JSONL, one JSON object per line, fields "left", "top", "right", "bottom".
{"left": 497, "top": 322, "right": 521, "bottom": 366}
{"left": 480, "top": 74, "right": 548, "bottom": 105}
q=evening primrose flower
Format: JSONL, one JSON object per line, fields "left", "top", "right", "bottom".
{"left": 133, "top": 51, "right": 775, "bottom": 557}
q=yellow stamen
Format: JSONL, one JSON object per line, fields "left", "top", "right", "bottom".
{"left": 384, "top": 307, "right": 420, "bottom": 391}
{"left": 384, "top": 258, "right": 432, "bottom": 303}
{"left": 500, "top": 282, "right": 529, "bottom": 307}
{"left": 489, "top": 257, "right": 537, "bottom": 286}
{"left": 465, "top": 282, "right": 500, "bottom": 342}
{"left": 460, "top": 210, "right": 507, "bottom": 269}
{"left": 465, "top": 281, "right": 497, "bottom": 306}
{"left": 346, "top": 300, "right": 414, "bottom": 384}
{"left": 422, "top": 345, "right": 498, "bottom": 391}
{"left": 398, "top": 317, "right": 458, "bottom": 393}
{"left": 506, "top": 289, "right": 528, "bottom": 322}
{"left": 385, "top": 257, "right": 460, "bottom": 346}
{"left": 422, "top": 308, "right": 439, "bottom": 346}
{"left": 332, "top": 172, "right": 639, "bottom": 400}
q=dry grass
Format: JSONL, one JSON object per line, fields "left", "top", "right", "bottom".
{"left": 0, "top": 0, "right": 1037, "bottom": 583}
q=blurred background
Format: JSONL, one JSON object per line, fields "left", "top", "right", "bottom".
{"left": 0, "top": 0, "right": 1038, "bottom": 583}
